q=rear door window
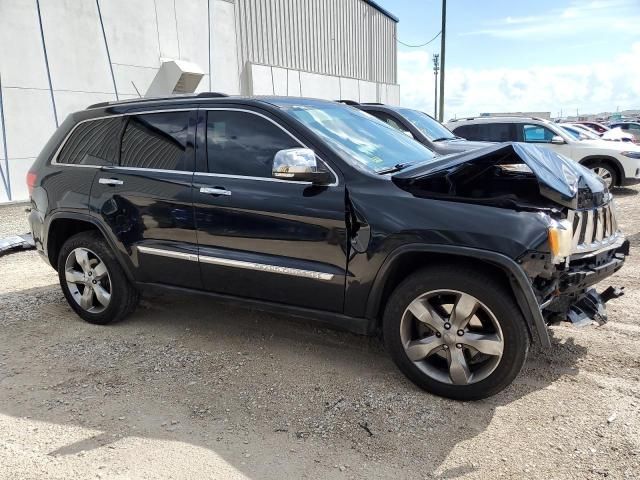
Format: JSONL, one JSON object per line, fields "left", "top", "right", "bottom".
{"left": 120, "top": 112, "right": 192, "bottom": 171}
{"left": 57, "top": 117, "right": 123, "bottom": 166}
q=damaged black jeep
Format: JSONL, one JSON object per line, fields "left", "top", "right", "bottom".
{"left": 29, "top": 97, "right": 627, "bottom": 401}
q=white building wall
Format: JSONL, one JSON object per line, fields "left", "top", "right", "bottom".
{"left": 0, "top": 0, "right": 400, "bottom": 203}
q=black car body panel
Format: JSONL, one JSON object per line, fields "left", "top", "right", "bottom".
{"left": 352, "top": 103, "right": 493, "bottom": 155}
{"left": 28, "top": 95, "right": 628, "bottom": 351}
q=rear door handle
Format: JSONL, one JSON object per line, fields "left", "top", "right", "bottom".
{"left": 200, "top": 187, "right": 231, "bottom": 196}
{"left": 99, "top": 178, "right": 124, "bottom": 186}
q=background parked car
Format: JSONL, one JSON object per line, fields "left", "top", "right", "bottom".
{"left": 609, "top": 122, "right": 640, "bottom": 142}
{"left": 563, "top": 123, "right": 634, "bottom": 142}
{"left": 573, "top": 121, "right": 609, "bottom": 134}
{"left": 447, "top": 116, "right": 640, "bottom": 188}
{"left": 560, "top": 124, "right": 601, "bottom": 140}
{"left": 339, "top": 101, "right": 492, "bottom": 155}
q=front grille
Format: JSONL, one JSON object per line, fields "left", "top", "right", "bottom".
{"left": 568, "top": 202, "right": 619, "bottom": 253}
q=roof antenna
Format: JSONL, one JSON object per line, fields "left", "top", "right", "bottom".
{"left": 131, "top": 81, "right": 142, "bottom": 98}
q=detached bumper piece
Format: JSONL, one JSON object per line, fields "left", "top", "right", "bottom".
{"left": 0, "top": 233, "right": 36, "bottom": 257}
{"left": 568, "top": 286, "right": 624, "bottom": 327}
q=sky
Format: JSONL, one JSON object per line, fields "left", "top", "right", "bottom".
{"left": 375, "top": 0, "right": 640, "bottom": 119}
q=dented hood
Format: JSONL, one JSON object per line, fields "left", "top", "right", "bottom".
{"left": 392, "top": 142, "right": 606, "bottom": 209}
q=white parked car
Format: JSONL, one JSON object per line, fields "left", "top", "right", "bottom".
{"left": 447, "top": 116, "right": 640, "bottom": 188}
{"left": 601, "top": 127, "right": 635, "bottom": 142}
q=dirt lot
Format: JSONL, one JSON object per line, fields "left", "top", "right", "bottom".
{"left": 1, "top": 191, "right": 639, "bottom": 480}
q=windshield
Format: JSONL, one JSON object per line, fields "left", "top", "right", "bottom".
{"left": 276, "top": 101, "right": 436, "bottom": 173}
{"left": 395, "top": 107, "right": 456, "bottom": 141}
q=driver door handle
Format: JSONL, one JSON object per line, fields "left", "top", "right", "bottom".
{"left": 99, "top": 178, "right": 124, "bottom": 186}
{"left": 200, "top": 187, "right": 232, "bottom": 196}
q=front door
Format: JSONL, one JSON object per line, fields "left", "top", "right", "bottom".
{"left": 520, "top": 123, "right": 572, "bottom": 156}
{"left": 90, "top": 110, "right": 201, "bottom": 289}
{"left": 193, "top": 108, "right": 347, "bottom": 312}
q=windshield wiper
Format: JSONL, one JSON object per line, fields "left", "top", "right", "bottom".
{"left": 431, "top": 137, "right": 454, "bottom": 142}
{"left": 377, "top": 162, "right": 414, "bottom": 175}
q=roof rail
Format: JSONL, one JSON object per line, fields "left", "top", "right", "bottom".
{"left": 196, "top": 92, "right": 229, "bottom": 98}
{"left": 87, "top": 92, "right": 229, "bottom": 109}
{"left": 336, "top": 99, "right": 360, "bottom": 105}
{"left": 362, "top": 102, "right": 384, "bottom": 105}
{"left": 88, "top": 101, "right": 111, "bottom": 109}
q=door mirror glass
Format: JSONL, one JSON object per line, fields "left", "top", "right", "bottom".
{"left": 272, "top": 148, "right": 331, "bottom": 184}
{"left": 551, "top": 135, "right": 565, "bottom": 144}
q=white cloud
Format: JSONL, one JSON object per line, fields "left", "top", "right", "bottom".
{"left": 398, "top": 43, "right": 640, "bottom": 119}
{"left": 465, "top": 0, "right": 640, "bottom": 38}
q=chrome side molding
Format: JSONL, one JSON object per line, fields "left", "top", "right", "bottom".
{"left": 137, "top": 246, "right": 198, "bottom": 262}
{"left": 137, "top": 246, "right": 334, "bottom": 281}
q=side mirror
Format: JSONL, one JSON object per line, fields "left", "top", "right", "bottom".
{"left": 551, "top": 135, "right": 565, "bottom": 144}
{"left": 272, "top": 148, "right": 332, "bottom": 185}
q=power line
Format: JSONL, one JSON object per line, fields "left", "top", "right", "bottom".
{"left": 395, "top": 30, "right": 441, "bottom": 48}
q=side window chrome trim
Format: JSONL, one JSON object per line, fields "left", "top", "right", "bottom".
{"left": 50, "top": 108, "right": 194, "bottom": 168}
{"left": 106, "top": 166, "right": 194, "bottom": 176}
{"left": 202, "top": 107, "right": 340, "bottom": 187}
{"left": 195, "top": 171, "right": 312, "bottom": 185}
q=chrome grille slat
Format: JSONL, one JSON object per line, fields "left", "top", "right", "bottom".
{"left": 569, "top": 202, "right": 618, "bottom": 254}
{"left": 583, "top": 210, "right": 594, "bottom": 245}
{"left": 572, "top": 211, "right": 583, "bottom": 250}
{"left": 595, "top": 207, "right": 604, "bottom": 242}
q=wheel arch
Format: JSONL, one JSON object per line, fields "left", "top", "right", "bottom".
{"left": 45, "top": 212, "right": 134, "bottom": 282}
{"left": 365, "top": 244, "right": 551, "bottom": 348}
{"left": 578, "top": 155, "right": 624, "bottom": 186}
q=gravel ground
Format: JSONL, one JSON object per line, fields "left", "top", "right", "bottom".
{"left": 0, "top": 192, "right": 639, "bottom": 480}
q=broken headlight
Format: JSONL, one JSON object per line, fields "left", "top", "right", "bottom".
{"left": 548, "top": 219, "right": 573, "bottom": 262}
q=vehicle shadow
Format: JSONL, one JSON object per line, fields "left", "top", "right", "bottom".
{"left": 613, "top": 187, "right": 639, "bottom": 197}
{"left": 0, "top": 285, "right": 587, "bottom": 479}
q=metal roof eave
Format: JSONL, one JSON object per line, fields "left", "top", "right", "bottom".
{"left": 363, "top": 0, "right": 399, "bottom": 22}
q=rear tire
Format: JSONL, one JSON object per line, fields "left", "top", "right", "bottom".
{"left": 57, "top": 231, "right": 139, "bottom": 325}
{"left": 383, "top": 266, "right": 529, "bottom": 400}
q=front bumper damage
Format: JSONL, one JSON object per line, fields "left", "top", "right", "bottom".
{"left": 525, "top": 238, "right": 629, "bottom": 329}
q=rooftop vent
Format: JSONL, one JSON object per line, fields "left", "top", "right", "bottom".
{"left": 145, "top": 59, "right": 204, "bottom": 97}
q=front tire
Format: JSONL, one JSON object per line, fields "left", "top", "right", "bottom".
{"left": 57, "top": 231, "right": 139, "bottom": 325}
{"left": 383, "top": 266, "right": 529, "bottom": 400}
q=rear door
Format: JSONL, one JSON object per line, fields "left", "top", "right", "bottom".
{"left": 90, "top": 110, "right": 201, "bottom": 289}
{"left": 193, "top": 108, "right": 347, "bottom": 312}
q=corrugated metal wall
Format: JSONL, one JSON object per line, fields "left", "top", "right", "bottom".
{"left": 236, "top": 0, "right": 397, "bottom": 84}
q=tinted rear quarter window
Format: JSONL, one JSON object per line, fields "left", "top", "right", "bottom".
{"left": 120, "top": 112, "right": 191, "bottom": 171}
{"left": 56, "top": 117, "right": 123, "bottom": 166}
{"left": 453, "top": 123, "right": 514, "bottom": 142}
{"left": 206, "top": 111, "right": 299, "bottom": 177}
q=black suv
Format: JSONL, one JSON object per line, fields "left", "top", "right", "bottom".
{"left": 28, "top": 94, "right": 628, "bottom": 400}
{"left": 341, "top": 101, "right": 491, "bottom": 155}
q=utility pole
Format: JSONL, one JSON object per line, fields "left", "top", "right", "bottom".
{"left": 433, "top": 54, "right": 440, "bottom": 118}
{"left": 438, "top": 0, "right": 446, "bottom": 122}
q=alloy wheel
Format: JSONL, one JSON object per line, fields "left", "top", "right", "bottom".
{"left": 400, "top": 290, "right": 504, "bottom": 385}
{"left": 593, "top": 167, "right": 613, "bottom": 188}
{"left": 64, "top": 247, "right": 112, "bottom": 313}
